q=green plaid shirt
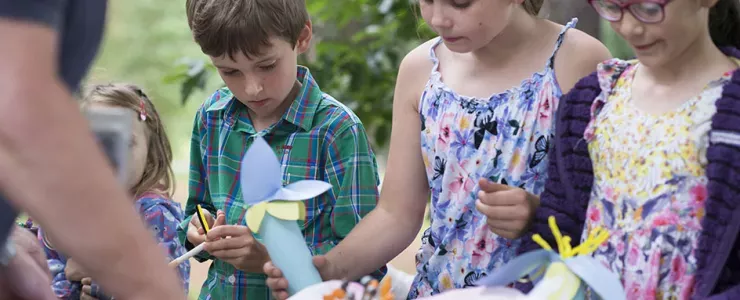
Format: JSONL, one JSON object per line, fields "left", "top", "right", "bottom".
{"left": 177, "top": 66, "right": 383, "bottom": 299}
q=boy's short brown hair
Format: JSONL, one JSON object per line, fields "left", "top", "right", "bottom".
{"left": 186, "top": 0, "right": 309, "bottom": 60}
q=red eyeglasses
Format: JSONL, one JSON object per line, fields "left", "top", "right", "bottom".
{"left": 588, "top": 0, "right": 670, "bottom": 24}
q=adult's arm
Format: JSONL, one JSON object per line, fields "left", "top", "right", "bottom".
{"left": 0, "top": 18, "right": 184, "bottom": 300}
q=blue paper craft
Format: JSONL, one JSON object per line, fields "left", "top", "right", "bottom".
{"left": 240, "top": 137, "right": 331, "bottom": 296}
{"left": 476, "top": 216, "right": 626, "bottom": 300}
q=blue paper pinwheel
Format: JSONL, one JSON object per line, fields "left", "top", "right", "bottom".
{"left": 476, "top": 216, "right": 626, "bottom": 300}
{"left": 240, "top": 136, "right": 332, "bottom": 295}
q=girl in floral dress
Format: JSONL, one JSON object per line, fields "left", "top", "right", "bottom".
{"left": 264, "top": 0, "right": 611, "bottom": 299}
{"left": 522, "top": 0, "right": 740, "bottom": 298}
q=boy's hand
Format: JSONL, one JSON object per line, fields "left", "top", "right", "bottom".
{"left": 64, "top": 258, "right": 87, "bottom": 282}
{"left": 186, "top": 209, "right": 216, "bottom": 246}
{"left": 204, "top": 211, "right": 269, "bottom": 273}
{"left": 264, "top": 256, "right": 336, "bottom": 300}
{"left": 475, "top": 179, "right": 539, "bottom": 239}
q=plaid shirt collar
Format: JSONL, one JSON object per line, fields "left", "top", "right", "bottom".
{"left": 205, "top": 66, "right": 321, "bottom": 133}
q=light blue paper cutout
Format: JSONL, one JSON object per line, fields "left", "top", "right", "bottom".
{"left": 475, "top": 250, "right": 552, "bottom": 287}
{"left": 239, "top": 137, "right": 331, "bottom": 295}
{"left": 239, "top": 137, "right": 332, "bottom": 205}
{"left": 566, "top": 255, "right": 623, "bottom": 299}
{"left": 475, "top": 249, "right": 626, "bottom": 300}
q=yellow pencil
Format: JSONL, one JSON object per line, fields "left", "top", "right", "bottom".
{"left": 196, "top": 204, "right": 211, "bottom": 233}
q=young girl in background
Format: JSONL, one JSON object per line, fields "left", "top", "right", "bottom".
{"left": 38, "top": 84, "right": 190, "bottom": 299}
{"left": 265, "top": 0, "right": 611, "bottom": 298}
{"left": 522, "top": 0, "right": 740, "bottom": 298}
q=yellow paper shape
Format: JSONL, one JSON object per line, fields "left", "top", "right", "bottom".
{"left": 246, "top": 203, "right": 267, "bottom": 232}
{"left": 267, "top": 201, "right": 306, "bottom": 221}
{"left": 542, "top": 262, "right": 580, "bottom": 300}
{"left": 246, "top": 201, "right": 306, "bottom": 233}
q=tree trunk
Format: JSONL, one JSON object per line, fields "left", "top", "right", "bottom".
{"left": 543, "top": 0, "right": 601, "bottom": 39}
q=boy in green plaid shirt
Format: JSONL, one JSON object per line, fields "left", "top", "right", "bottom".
{"left": 177, "top": 0, "right": 384, "bottom": 298}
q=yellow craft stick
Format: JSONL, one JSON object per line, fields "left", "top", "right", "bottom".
{"left": 572, "top": 232, "right": 596, "bottom": 256}
{"left": 572, "top": 227, "right": 609, "bottom": 256}
{"left": 548, "top": 216, "right": 565, "bottom": 255}
{"left": 561, "top": 236, "right": 572, "bottom": 258}
{"left": 196, "top": 204, "right": 211, "bottom": 233}
{"left": 532, "top": 234, "right": 552, "bottom": 251}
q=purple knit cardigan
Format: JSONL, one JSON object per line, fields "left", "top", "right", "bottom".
{"left": 518, "top": 48, "right": 740, "bottom": 299}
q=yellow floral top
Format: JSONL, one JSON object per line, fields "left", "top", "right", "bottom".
{"left": 582, "top": 58, "right": 738, "bottom": 299}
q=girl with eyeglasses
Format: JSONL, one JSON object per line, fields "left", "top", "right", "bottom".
{"left": 519, "top": 0, "right": 740, "bottom": 298}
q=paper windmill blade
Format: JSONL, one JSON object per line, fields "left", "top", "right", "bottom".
{"left": 476, "top": 216, "right": 626, "bottom": 300}
{"left": 240, "top": 136, "right": 331, "bottom": 295}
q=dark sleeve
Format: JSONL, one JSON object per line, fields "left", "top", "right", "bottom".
{"left": 710, "top": 233, "right": 740, "bottom": 298}
{"left": 0, "top": 0, "right": 66, "bottom": 28}
{"left": 709, "top": 286, "right": 740, "bottom": 300}
{"left": 0, "top": 0, "right": 108, "bottom": 92}
{"left": 0, "top": 0, "right": 68, "bottom": 252}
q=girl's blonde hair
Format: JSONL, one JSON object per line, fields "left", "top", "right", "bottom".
{"left": 81, "top": 83, "right": 175, "bottom": 198}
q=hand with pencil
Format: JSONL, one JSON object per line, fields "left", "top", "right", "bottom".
{"left": 186, "top": 205, "right": 217, "bottom": 247}
{"left": 169, "top": 205, "right": 216, "bottom": 268}
{"left": 169, "top": 204, "right": 212, "bottom": 268}
{"left": 204, "top": 211, "right": 270, "bottom": 273}
{"left": 171, "top": 205, "right": 270, "bottom": 273}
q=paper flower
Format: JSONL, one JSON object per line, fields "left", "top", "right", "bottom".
{"left": 240, "top": 136, "right": 332, "bottom": 232}
{"left": 239, "top": 136, "right": 330, "bottom": 295}
{"left": 476, "top": 216, "right": 626, "bottom": 300}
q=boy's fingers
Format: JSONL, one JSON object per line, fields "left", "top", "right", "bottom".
{"left": 272, "top": 289, "right": 289, "bottom": 300}
{"left": 266, "top": 276, "right": 289, "bottom": 290}
{"left": 204, "top": 236, "right": 250, "bottom": 253}
{"left": 264, "top": 261, "right": 283, "bottom": 278}
{"left": 207, "top": 225, "right": 252, "bottom": 240}
{"left": 210, "top": 249, "right": 248, "bottom": 260}
{"left": 212, "top": 210, "right": 226, "bottom": 227}
{"left": 190, "top": 214, "right": 203, "bottom": 229}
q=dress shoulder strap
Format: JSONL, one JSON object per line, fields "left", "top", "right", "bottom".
{"left": 547, "top": 18, "right": 579, "bottom": 69}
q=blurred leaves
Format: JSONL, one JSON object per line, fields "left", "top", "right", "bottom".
{"left": 163, "top": 58, "right": 214, "bottom": 105}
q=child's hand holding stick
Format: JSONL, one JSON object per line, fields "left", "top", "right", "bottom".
{"left": 169, "top": 205, "right": 221, "bottom": 268}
